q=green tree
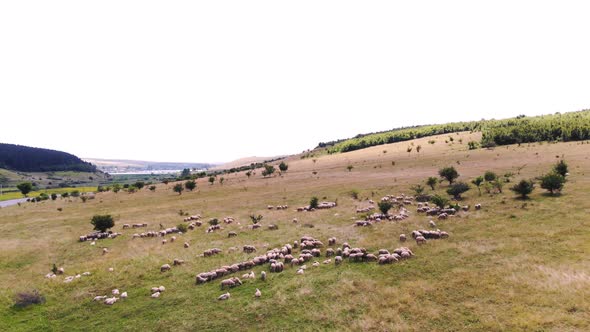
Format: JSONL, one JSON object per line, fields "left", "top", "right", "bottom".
{"left": 446, "top": 182, "right": 470, "bottom": 199}
{"left": 309, "top": 196, "right": 319, "bottom": 209}
{"left": 484, "top": 171, "right": 497, "bottom": 182}
{"left": 173, "top": 183, "right": 184, "bottom": 195}
{"left": 279, "top": 161, "right": 288, "bottom": 172}
{"left": 439, "top": 166, "right": 459, "bottom": 184}
{"left": 471, "top": 176, "right": 484, "bottom": 196}
{"left": 430, "top": 194, "right": 449, "bottom": 208}
{"left": 219, "top": 177, "right": 225, "bottom": 185}
{"left": 540, "top": 172, "right": 565, "bottom": 195}
{"left": 378, "top": 201, "right": 393, "bottom": 215}
{"left": 50, "top": 193, "right": 58, "bottom": 200}
{"left": 16, "top": 182, "right": 33, "bottom": 197}
{"left": 410, "top": 184, "right": 425, "bottom": 195}
{"left": 426, "top": 177, "right": 438, "bottom": 190}
{"left": 91, "top": 215, "right": 114, "bottom": 232}
{"left": 208, "top": 176, "right": 215, "bottom": 185}
{"left": 112, "top": 183, "right": 122, "bottom": 193}
{"left": 245, "top": 171, "right": 252, "bottom": 178}
{"left": 554, "top": 160, "right": 568, "bottom": 177}
{"left": 180, "top": 168, "right": 191, "bottom": 178}
{"left": 510, "top": 179, "right": 535, "bottom": 198}
{"left": 347, "top": 165, "right": 353, "bottom": 172}
{"left": 262, "top": 165, "right": 275, "bottom": 177}
{"left": 134, "top": 181, "right": 145, "bottom": 190}
{"left": 149, "top": 185, "right": 156, "bottom": 192}
{"left": 492, "top": 179, "right": 504, "bottom": 193}
{"left": 185, "top": 180, "right": 196, "bottom": 191}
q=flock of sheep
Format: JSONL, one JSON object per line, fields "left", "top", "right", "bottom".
{"left": 61, "top": 190, "right": 482, "bottom": 305}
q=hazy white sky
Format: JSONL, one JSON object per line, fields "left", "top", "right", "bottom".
{"left": 1, "top": 1, "right": 589, "bottom": 163}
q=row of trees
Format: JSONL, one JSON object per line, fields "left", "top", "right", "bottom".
{"left": 323, "top": 110, "right": 590, "bottom": 154}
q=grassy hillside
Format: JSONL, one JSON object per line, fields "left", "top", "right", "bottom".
{"left": 0, "top": 143, "right": 96, "bottom": 173}
{"left": 323, "top": 109, "right": 590, "bottom": 154}
{"left": 1, "top": 132, "right": 589, "bottom": 331}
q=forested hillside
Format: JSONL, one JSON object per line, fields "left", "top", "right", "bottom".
{"left": 0, "top": 143, "right": 96, "bottom": 172}
{"left": 321, "top": 110, "right": 590, "bottom": 153}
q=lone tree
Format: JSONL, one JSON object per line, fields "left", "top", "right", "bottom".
{"left": 430, "top": 194, "right": 449, "bottom": 208}
{"left": 50, "top": 193, "right": 57, "bottom": 200}
{"left": 426, "top": 177, "right": 438, "bottom": 190}
{"left": 245, "top": 171, "right": 252, "bottom": 178}
{"left": 510, "top": 179, "right": 535, "bottom": 198}
{"left": 439, "top": 166, "right": 459, "bottom": 185}
{"left": 484, "top": 171, "right": 497, "bottom": 182}
{"left": 540, "top": 172, "right": 565, "bottom": 195}
{"left": 208, "top": 176, "right": 215, "bottom": 185}
{"left": 347, "top": 165, "right": 354, "bottom": 172}
{"left": 378, "top": 201, "right": 393, "bottom": 215}
{"left": 309, "top": 196, "right": 319, "bottom": 209}
{"left": 446, "top": 182, "right": 470, "bottom": 199}
{"left": 278, "top": 161, "right": 288, "bottom": 172}
{"left": 554, "top": 160, "right": 568, "bottom": 177}
{"left": 185, "top": 180, "right": 196, "bottom": 191}
{"left": 134, "top": 181, "right": 145, "bottom": 190}
{"left": 410, "top": 184, "right": 425, "bottom": 195}
{"left": 180, "top": 168, "right": 191, "bottom": 178}
{"left": 149, "top": 185, "right": 156, "bottom": 192}
{"left": 91, "top": 214, "right": 114, "bottom": 232}
{"left": 471, "top": 176, "right": 484, "bottom": 196}
{"left": 262, "top": 165, "right": 275, "bottom": 177}
{"left": 16, "top": 182, "right": 33, "bottom": 197}
{"left": 173, "top": 183, "right": 184, "bottom": 195}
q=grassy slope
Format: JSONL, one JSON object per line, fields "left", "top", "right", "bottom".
{"left": 0, "top": 132, "right": 589, "bottom": 331}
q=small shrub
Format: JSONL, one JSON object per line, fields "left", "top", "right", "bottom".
{"left": 14, "top": 290, "right": 45, "bottom": 308}
{"left": 279, "top": 161, "right": 288, "bottom": 172}
{"left": 91, "top": 214, "right": 114, "bottom": 232}
{"left": 185, "top": 180, "right": 196, "bottom": 191}
{"left": 554, "top": 160, "right": 568, "bottom": 177}
{"left": 149, "top": 185, "right": 156, "bottom": 191}
{"left": 377, "top": 201, "right": 393, "bottom": 215}
{"left": 346, "top": 165, "right": 353, "bottom": 172}
{"left": 446, "top": 182, "right": 470, "bottom": 199}
{"left": 467, "top": 141, "right": 479, "bottom": 150}
{"left": 410, "top": 184, "right": 425, "bottom": 195}
{"left": 177, "top": 223, "right": 188, "bottom": 233}
{"left": 484, "top": 171, "right": 497, "bottom": 182}
{"left": 309, "top": 196, "right": 319, "bottom": 209}
{"left": 173, "top": 183, "right": 184, "bottom": 195}
{"left": 349, "top": 189, "right": 359, "bottom": 200}
{"left": 426, "top": 177, "right": 438, "bottom": 190}
{"left": 439, "top": 166, "right": 459, "bottom": 184}
{"left": 208, "top": 218, "right": 219, "bottom": 226}
{"left": 249, "top": 214, "right": 263, "bottom": 224}
{"left": 430, "top": 194, "right": 449, "bottom": 208}
{"left": 510, "top": 179, "right": 535, "bottom": 198}
{"left": 540, "top": 172, "right": 565, "bottom": 195}
{"left": 70, "top": 190, "right": 80, "bottom": 197}
{"left": 50, "top": 193, "right": 57, "bottom": 200}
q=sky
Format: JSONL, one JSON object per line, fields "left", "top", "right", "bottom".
{"left": 1, "top": 1, "right": 589, "bottom": 163}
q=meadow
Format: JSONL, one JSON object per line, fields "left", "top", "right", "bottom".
{"left": 0, "top": 132, "right": 589, "bottom": 331}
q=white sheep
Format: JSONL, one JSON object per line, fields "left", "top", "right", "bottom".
{"left": 104, "top": 297, "right": 118, "bottom": 305}
{"left": 255, "top": 288, "right": 261, "bottom": 298}
{"left": 121, "top": 292, "right": 128, "bottom": 299}
{"left": 112, "top": 289, "right": 119, "bottom": 295}
{"left": 151, "top": 292, "right": 161, "bottom": 298}
{"left": 218, "top": 292, "right": 230, "bottom": 300}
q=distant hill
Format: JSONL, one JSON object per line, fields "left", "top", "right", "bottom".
{"left": 210, "top": 156, "right": 286, "bottom": 171}
{"left": 0, "top": 143, "right": 96, "bottom": 172}
{"left": 84, "top": 158, "right": 213, "bottom": 173}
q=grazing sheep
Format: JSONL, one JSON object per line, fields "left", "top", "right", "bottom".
{"left": 399, "top": 234, "right": 407, "bottom": 242}
{"left": 416, "top": 236, "right": 427, "bottom": 245}
{"left": 255, "top": 288, "right": 261, "bottom": 298}
{"left": 102, "top": 248, "right": 109, "bottom": 255}
{"left": 184, "top": 242, "right": 190, "bottom": 248}
{"left": 260, "top": 271, "right": 267, "bottom": 281}
{"left": 170, "top": 236, "right": 176, "bottom": 242}
{"left": 93, "top": 295, "right": 107, "bottom": 301}
{"left": 312, "top": 261, "right": 320, "bottom": 267}
{"left": 123, "top": 224, "right": 130, "bottom": 229}
{"left": 335, "top": 256, "right": 343, "bottom": 265}
{"left": 292, "top": 218, "right": 298, "bottom": 223}
{"left": 228, "top": 231, "right": 237, "bottom": 238}
{"left": 429, "top": 220, "right": 437, "bottom": 228}
{"left": 173, "top": 259, "right": 184, "bottom": 266}
{"left": 162, "top": 239, "right": 167, "bottom": 245}
{"left": 268, "top": 224, "right": 278, "bottom": 230}
{"left": 296, "top": 268, "right": 304, "bottom": 275}
{"left": 121, "top": 292, "right": 128, "bottom": 299}
{"left": 475, "top": 203, "right": 481, "bottom": 210}
{"left": 108, "top": 267, "right": 114, "bottom": 272}
{"left": 326, "top": 248, "right": 335, "bottom": 257}
{"left": 57, "top": 267, "right": 65, "bottom": 275}
{"left": 218, "top": 292, "right": 230, "bottom": 300}
{"left": 243, "top": 245, "right": 257, "bottom": 254}
{"left": 328, "top": 237, "right": 337, "bottom": 246}
{"left": 82, "top": 272, "right": 91, "bottom": 276}
{"left": 112, "top": 289, "right": 119, "bottom": 295}
{"left": 91, "top": 241, "right": 96, "bottom": 245}
{"left": 104, "top": 297, "right": 118, "bottom": 305}
{"left": 151, "top": 292, "right": 160, "bottom": 298}
{"left": 323, "top": 259, "right": 332, "bottom": 264}
{"left": 161, "top": 264, "right": 171, "bottom": 272}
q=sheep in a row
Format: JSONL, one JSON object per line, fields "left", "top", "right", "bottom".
{"left": 188, "top": 221, "right": 202, "bottom": 229}
{"left": 183, "top": 215, "right": 201, "bottom": 222}
{"left": 132, "top": 223, "right": 148, "bottom": 228}
{"left": 243, "top": 245, "right": 256, "bottom": 253}
{"left": 204, "top": 248, "right": 222, "bottom": 257}
{"left": 223, "top": 217, "right": 235, "bottom": 224}
{"left": 206, "top": 224, "right": 221, "bottom": 233}
{"left": 356, "top": 206, "right": 375, "bottom": 213}
{"left": 79, "top": 232, "right": 121, "bottom": 242}
{"left": 220, "top": 277, "right": 242, "bottom": 289}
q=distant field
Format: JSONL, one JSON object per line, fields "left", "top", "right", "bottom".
{"left": 1, "top": 132, "right": 589, "bottom": 331}
{"left": 0, "top": 187, "right": 97, "bottom": 202}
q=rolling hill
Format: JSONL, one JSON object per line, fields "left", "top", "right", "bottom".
{"left": 0, "top": 143, "right": 96, "bottom": 173}
{"left": 1, "top": 130, "right": 588, "bottom": 331}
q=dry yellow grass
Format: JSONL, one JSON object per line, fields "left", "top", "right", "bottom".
{"left": 1, "top": 132, "right": 589, "bottom": 331}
